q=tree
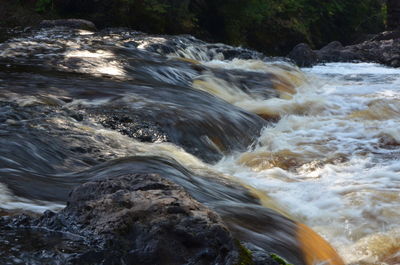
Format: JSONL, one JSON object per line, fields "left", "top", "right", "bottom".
{"left": 387, "top": 0, "right": 400, "bottom": 29}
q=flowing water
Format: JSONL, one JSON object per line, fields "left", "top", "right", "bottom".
{"left": 0, "top": 27, "right": 399, "bottom": 265}
{"left": 214, "top": 63, "right": 400, "bottom": 265}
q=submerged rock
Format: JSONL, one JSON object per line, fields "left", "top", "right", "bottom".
{"left": 83, "top": 91, "right": 266, "bottom": 163}
{"left": 0, "top": 173, "right": 253, "bottom": 265}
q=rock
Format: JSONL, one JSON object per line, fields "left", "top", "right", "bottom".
{"left": 83, "top": 85, "right": 267, "bottom": 163}
{"left": 317, "top": 41, "right": 361, "bottom": 62}
{"left": 243, "top": 243, "right": 281, "bottom": 265}
{"left": 0, "top": 27, "right": 269, "bottom": 163}
{"left": 370, "top": 30, "right": 400, "bottom": 41}
{"left": 92, "top": 112, "right": 169, "bottom": 143}
{"left": 289, "top": 31, "right": 400, "bottom": 68}
{"left": 0, "top": 151, "right": 343, "bottom": 265}
{"left": 287, "top": 43, "right": 318, "bottom": 67}
{"left": 143, "top": 35, "right": 264, "bottom": 61}
{"left": 0, "top": 173, "right": 247, "bottom": 265}
{"left": 319, "top": 41, "right": 343, "bottom": 52}
{"left": 39, "top": 19, "right": 97, "bottom": 31}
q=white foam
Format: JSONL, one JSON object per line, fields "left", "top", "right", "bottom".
{"left": 304, "top": 62, "right": 400, "bottom": 75}
{"left": 215, "top": 62, "right": 400, "bottom": 264}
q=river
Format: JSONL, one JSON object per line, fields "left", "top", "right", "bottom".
{"left": 0, "top": 27, "right": 399, "bottom": 265}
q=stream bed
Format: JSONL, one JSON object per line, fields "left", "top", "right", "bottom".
{"left": 0, "top": 27, "right": 399, "bottom": 265}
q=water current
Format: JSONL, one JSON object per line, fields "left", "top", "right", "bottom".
{"left": 0, "top": 27, "right": 399, "bottom": 265}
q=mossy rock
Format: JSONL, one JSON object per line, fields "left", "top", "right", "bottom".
{"left": 270, "top": 253, "right": 294, "bottom": 265}
{"left": 235, "top": 240, "right": 255, "bottom": 265}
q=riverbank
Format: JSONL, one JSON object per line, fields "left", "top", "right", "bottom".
{"left": 0, "top": 0, "right": 385, "bottom": 55}
{"left": 288, "top": 30, "right": 400, "bottom": 68}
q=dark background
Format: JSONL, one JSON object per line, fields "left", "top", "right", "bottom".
{"left": 1, "top": 0, "right": 393, "bottom": 55}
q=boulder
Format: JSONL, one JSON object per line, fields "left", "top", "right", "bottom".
{"left": 370, "top": 30, "right": 400, "bottom": 41}
{"left": 319, "top": 41, "right": 343, "bottom": 52}
{"left": 287, "top": 43, "right": 318, "bottom": 67}
{"left": 289, "top": 32, "right": 400, "bottom": 68}
{"left": 317, "top": 41, "right": 361, "bottom": 62}
{"left": 0, "top": 173, "right": 253, "bottom": 265}
{"left": 39, "top": 19, "right": 97, "bottom": 31}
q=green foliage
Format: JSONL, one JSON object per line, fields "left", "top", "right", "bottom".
{"left": 382, "top": 3, "right": 388, "bottom": 27}
{"left": 49, "top": 0, "right": 386, "bottom": 54}
{"left": 234, "top": 240, "right": 254, "bottom": 265}
{"left": 35, "top": 0, "right": 52, "bottom": 13}
{"left": 270, "top": 253, "right": 294, "bottom": 265}
{"left": 181, "top": 0, "right": 384, "bottom": 53}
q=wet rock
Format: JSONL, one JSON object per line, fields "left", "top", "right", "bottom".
{"left": 316, "top": 41, "right": 360, "bottom": 62}
{"left": 0, "top": 173, "right": 249, "bottom": 265}
{"left": 93, "top": 112, "right": 169, "bottom": 143}
{"left": 317, "top": 41, "right": 344, "bottom": 61}
{"left": 370, "top": 30, "right": 400, "bottom": 41}
{"left": 212, "top": 46, "right": 263, "bottom": 60}
{"left": 82, "top": 86, "right": 267, "bottom": 163}
{"left": 324, "top": 38, "right": 400, "bottom": 67}
{"left": 39, "top": 19, "right": 97, "bottom": 31}
{"left": 352, "top": 37, "right": 400, "bottom": 67}
{"left": 289, "top": 31, "right": 400, "bottom": 67}
{"left": 0, "top": 153, "right": 303, "bottom": 265}
{"left": 319, "top": 41, "right": 343, "bottom": 52}
{"left": 287, "top": 43, "right": 318, "bottom": 67}
{"left": 243, "top": 243, "right": 279, "bottom": 265}
{"left": 142, "top": 34, "right": 265, "bottom": 61}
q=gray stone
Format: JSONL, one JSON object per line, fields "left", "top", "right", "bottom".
{"left": 1, "top": 173, "right": 248, "bottom": 265}
{"left": 319, "top": 41, "right": 343, "bottom": 52}
{"left": 39, "top": 19, "right": 97, "bottom": 31}
{"left": 287, "top": 43, "right": 318, "bottom": 67}
{"left": 289, "top": 31, "right": 400, "bottom": 68}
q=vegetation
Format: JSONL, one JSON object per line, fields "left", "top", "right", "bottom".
{"left": 4, "top": 0, "right": 391, "bottom": 54}
{"left": 35, "top": 0, "right": 53, "bottom": 13}
{"left": 235, "top": 240, "right": 254, "bottom": 265}
{"left": 270, "top": 253, "right": 294, "bottom": 265}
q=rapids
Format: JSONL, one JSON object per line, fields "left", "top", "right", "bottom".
{"left": 0, "top": 27, "right": 399, "bottom": 264}
{"left": 215, "top": 63, "right": 400, "bottom": 265}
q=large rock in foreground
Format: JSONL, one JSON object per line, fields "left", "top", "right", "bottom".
{"left": 0, "top": 173, "right": 262, "bottom": 265}
{"left": 288, "top": 31, "right": 400, "bottom": 67}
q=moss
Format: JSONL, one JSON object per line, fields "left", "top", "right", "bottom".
{"left": 235, "top": 240, "right": 255, "bottom": 265}
{"left": 270, "top": 253, "right": 294, "bottom": 265}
